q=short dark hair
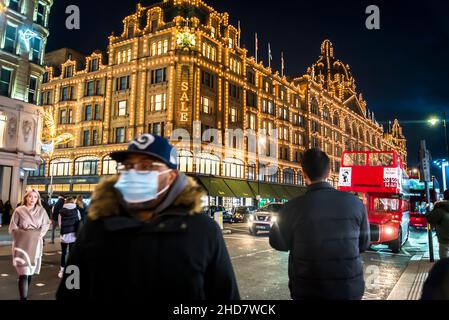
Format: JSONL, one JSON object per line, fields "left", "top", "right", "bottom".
{"left": 300, "top": 148, "right": 331, "bottom": 181}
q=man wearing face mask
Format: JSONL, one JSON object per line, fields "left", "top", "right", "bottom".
{"left": 56, "top": 134, "right": 240, "bottom": 300}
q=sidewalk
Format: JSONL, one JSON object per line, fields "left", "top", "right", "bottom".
{"left": 387, "top": 239, "right": 441, "bottom": 300}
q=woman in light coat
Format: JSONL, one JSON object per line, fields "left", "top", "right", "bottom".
{"left": 9, "top": 189, "right": 51, "bottom": 300}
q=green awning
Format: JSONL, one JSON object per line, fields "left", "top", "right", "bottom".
{"left": 223, "top": 179, "right": 255, "bottom": 198}
{"left": 248, "top": 182, "right": 278, "bottom": 199}
{"left": 198, "top": 177, "right": 236, "bottom": 197}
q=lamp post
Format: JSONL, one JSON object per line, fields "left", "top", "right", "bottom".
{"left": 257, "top": 135, "right": 266, "bottom": 209}
{"left": 428, "top": 112, "right": 449, "bottom": 160}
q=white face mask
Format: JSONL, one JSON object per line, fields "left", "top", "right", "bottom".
{"left": 114, "top": 169, "right": 172, "bottom": 204}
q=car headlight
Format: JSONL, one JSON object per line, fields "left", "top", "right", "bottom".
{"left": 271, "top": 216, "right": 278, "bottom": 223}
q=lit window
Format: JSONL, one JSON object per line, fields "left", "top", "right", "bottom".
{"left": 151, "top": 94, "right": 166, "bottom": 111}
{"left": 230, "top": 108, "right": 237, "bottom": 123}
{"left": 118, "top": 101, "right": 127, "bottom": 116}
{"left": 163, "top": 39, "right": 168, "bottom": 54}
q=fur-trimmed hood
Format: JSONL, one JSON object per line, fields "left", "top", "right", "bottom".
{"left": 88, "top": 174, "right": 205, "bottom": 221}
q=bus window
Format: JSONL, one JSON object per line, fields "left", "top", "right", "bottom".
{"left": 343, "top": 153, "right": 367, "bottom": 166}
{"left": 373, "top": 198, "right": 399, "bottom": 212}
{"left": 369, "top": 152, "right": 394, "bottom": 167}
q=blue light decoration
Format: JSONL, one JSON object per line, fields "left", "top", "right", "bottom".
{"left": 19, "top": 29, "right": 38, "bottom": 51}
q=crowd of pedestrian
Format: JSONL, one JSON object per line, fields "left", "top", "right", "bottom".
{"left": 3, "top": 134, "right": 449, "bottom": 300}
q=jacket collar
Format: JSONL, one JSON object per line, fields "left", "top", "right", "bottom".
{"left": 306, "top": 182, "right": 334, "bottom": 193}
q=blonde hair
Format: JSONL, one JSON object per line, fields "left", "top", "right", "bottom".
{"left": 23, "top": 189, "right": 42, "bottom": 208}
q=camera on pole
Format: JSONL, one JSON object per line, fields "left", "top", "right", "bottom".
{"left": 419, "top": 140, "right": 434, "bottom": 262}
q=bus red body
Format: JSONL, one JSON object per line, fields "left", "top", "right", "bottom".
{"left": 338, "top": 151, "right": 410, "bottom": 252}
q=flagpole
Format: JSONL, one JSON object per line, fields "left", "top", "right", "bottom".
{"left": 281, "top": 51, "right": 285, "bottom": 77}
{"left": 255, "top": 33, "right": 258, "bottom": 63}
{"left": 238, "top": 20, "right": 241, "bottom": 47}
{"left": 268, "top": 42, "right": 271, "bottom": 68}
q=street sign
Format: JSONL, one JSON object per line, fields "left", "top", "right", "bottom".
{"left": 419, "top": 140, "right": 431, "bottom": 182}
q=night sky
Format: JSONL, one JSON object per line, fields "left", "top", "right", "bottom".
{"left": 47, "top": 0, "right": 449, "bottom": 172}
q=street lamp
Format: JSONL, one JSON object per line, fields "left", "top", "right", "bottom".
{"left": 428, "top": 112, "right": 449, "bottom": 160}
{"left": 41, "top": 107, "right": 74, "bottom": 201}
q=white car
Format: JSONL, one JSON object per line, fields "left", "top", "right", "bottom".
{"left": 248, "top": 203, "right": 284, "bottom": 235}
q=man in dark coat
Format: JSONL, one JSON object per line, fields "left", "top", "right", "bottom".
{"left": 426, "top": 189, "right": 449, "bottom": 259}
{"left": 56, "top": 134, "right": 240, "bottom": 300}
{"left": 269, "top": 148, "right": 370, "bottom": 300}
{"left": 51, "top": 195, "right": 65, "bottom": 243}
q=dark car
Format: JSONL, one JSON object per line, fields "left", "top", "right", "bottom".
{"left": 248, "top": 203, "right": 284, "bottom": 235}
{"left": 232, "top": 206, "right": 256, "bottom": 223}
{"left": 202, "top": 205, "right": 234, "bottom": 223}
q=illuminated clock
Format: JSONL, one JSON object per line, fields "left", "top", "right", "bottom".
{"left": 176, "top": 29, "right": 196, "bottom": 50}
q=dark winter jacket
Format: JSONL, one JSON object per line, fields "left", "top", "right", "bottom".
{"left": 52, "top": 198, "right": 65, "bottom": 221}
{"left": 56, "top": 173, "right": 240, "bottom": 301}
{"left": 59, "top": 203, "right": 81, "bottom": 235}
{"left": 421, "top": 258, "right": 449, "bottom": 300}
{"left": 427, "top": 201, "right": 449, "bottom": 244}
{"left": 269, "top": 182, "right": 370, "bottom": 300}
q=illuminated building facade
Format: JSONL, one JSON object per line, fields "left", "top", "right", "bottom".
{"left": 29, "top": 0, "right": 406, "bottom": 207}
{"left": 0, "top": 0, "right": 52, "bottom": 206}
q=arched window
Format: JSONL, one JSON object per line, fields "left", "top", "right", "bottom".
{"left": 344, "top": 118, "right": 351, "bottom": 134}
{"left": 50, "top": 158, "right": 72, "bottom": 177}
{"left": 352, "top": 123, "right": 357, "bottom": 138}
{"left": 177, "top": 150, "right": 193, "bottom": 173}
{"left": 311, "top": 98, "right": 320, "bottom": 116}
{"left": 333, "top": 112, "right": 339, "bottom": 127}
{"left": 283, "top": 168, "right": 294, "bottom": 185}
{"left": 223, "top": 158, "right": 244, "bottom": 179}
{"left": 323, "top": 106, "right": 330, "bottom": 122}
{"left": 266, "top": 167, "right": 279, "bottom": 183}
{"left": 196, "top": 153, "right": 220, "bottom": 175}
{"left": 247, "top": 162, "right": 256, "bottom": 180}
{"left": 297, "top": 171, "right": 303, "bottom": 186}
{"left": 74, "top": 156, "right": 99, "bottom": 176}
{"left": 0, "top": 112, "right": 7, "bottom": 148}
{"left": 102, "top": 156, "right": 117, "bottom": 175}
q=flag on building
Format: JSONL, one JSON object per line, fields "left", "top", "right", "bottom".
{"left": 268, "top": 42, "right": 273, "bottom": 68}
{"left": 281, "top": 51, "right": 285, "bottom": 77}
{"left": 255, "top": 33, "right": 259, "bottom": 63}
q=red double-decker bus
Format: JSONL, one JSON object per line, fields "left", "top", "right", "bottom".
{"left": 338, "top": 151, "right": 410, "bottom": 253}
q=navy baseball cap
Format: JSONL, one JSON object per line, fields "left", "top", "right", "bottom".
{"left": 110, "top": 134, "right": 178, "bottom": 169}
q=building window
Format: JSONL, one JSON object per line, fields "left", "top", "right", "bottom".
{"left": 249, "top": 114, "right": 256, "bottom": 130}
{"left": 223, "top": 158, "right": 244, "bottom": 178}
{"left": 177, "top": 150, "right": 193, "bottom": 173}
{"left": 28, "top": 76, "right": 37, "bottom": 103}
{"left": 202, "top": 43, "right": 216, "bottom": 61}
{"left": 42, "top": 72, "right": 49, "bottom": 84}
{"left": 92, "top": 130, "right": 98, "bottom": 145}
{"left": 68, "top": 108, "right": 73, "bottom": 124}
{"left": 50, "top": 159, "right": 72, "bottom": 177}
{"left": 246, "top": 91, "right": 257, "bottom": 107}
{"left": 229, "top": 84, "right": 240, "bottom": 99}
{"left": 230, "top": 108, "right": 237, "bottom": 123}
{"left": 150, "top": 93, "right": 166, "bottom": 112}
{"left": 59, "top": 109, "right": 67, "bottom": 124}
{"left": 95, "top": 80, "right": 101, "bottom": 95}
{"left": 195, "top": 153, "right": 220, "bottom": 175}
{"left": 151, "top": 39, "right": 169, "bottom": 56}
{"left": 150, "top": 122, "right": 164, "bottom": 136}
{"left": 83, "top": 130, "right": 90, "bottom": 146}
{"left": 247, "top": 70, "right": 255, "bottom": 85}
{"left": 247, "top": 163, "right": 255, "bottom": 180}
{"left": 4, "top": 24, "right": 17, "bottom": 54}
{"left": 8, "top": 0, "right": 20, "bottom": 11}
{"left": 74, "top": 157, "right": 99, "bottom": 176}
{"left": 151, "top": 68, "right": 166, "bottom": 84}
{"left": 64, "top": 65, "right": 73, "bottom": 78}
{"left": 283, "top": 169, "right": 295, "bottom": 185}
{"left": 116, "top": 75, "right": 130, "bottom": 91}
{"left": 36, "top": 3, "right": 47, "bottom": 26}
{"left": 115, "top": 128, "right": 125, "bottom": 143}
{"left": 89, "top": 58, "right": 99, "bottom": 72}
{"left": 201, "top": 96, "right": 213, "bottom": 114}
{"left": 60, "top": 86, "right": 74, "bottom": 101}
{"left": 102, "top": 156, "right": 117, "bottom": 175}
{"left": 84, "top": 105, "right": 92, "bottom": 121}
{"left": 230, "top": 57, "right": 241, "bottom": 74}
{"left": 85, "top": 81, "right": 94, "bottom": 96}
{"left": 118, "top": 101, "right": 127, "bottom": 116}
{"left": 94, "top": 104, "right": 101, "bottom": 120}
{"left": 29, "top": 163, "right": 46, "bottom": 177}
{"left": 201, "top": 71, "right": 214, "bottom": 89}
{"left": 0, "top": 68, "right": 12, "bottom": 96}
